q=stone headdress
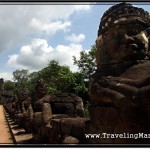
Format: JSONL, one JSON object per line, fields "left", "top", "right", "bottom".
{"left": 98, "top": 2, "right": 150, "bottom": 36}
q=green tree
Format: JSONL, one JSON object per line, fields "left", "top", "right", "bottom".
{"left": 73, "top": 45, "right": 97, "bottom": 104}
{"left": 4, "top": 80, "right": 14, "bottom": 92}
{"left": 38, "top": 60, "right": 60, "bottom": 87}
{"left": 73, "top": 45, "right": 96, "bottom": 81}
{"left": 71, "top": 72, "right": 88, "bottom": 104}
{"left": 38, "top": 60, "right": 60, "bottom": 93}
{"left": 38, "top": 60, "right": 77, "bottom": 94}
{"left": 13, "top": 69, "right": 29, "bottom": 83}
{"left": 28, "top": 71, "right": 40, "bottom": 94}
{"left": 13, "top": 69, "right": 29, "bottom": 94}
{"left": 28, "top": 72, "right": 39, "bottom": 83}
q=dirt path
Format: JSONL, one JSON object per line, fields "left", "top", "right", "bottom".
{"left": 0, "top": 105, "right": 14, "bottom": 144}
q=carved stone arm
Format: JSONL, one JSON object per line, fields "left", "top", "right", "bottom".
{"left": 107, "top": 76, "right": 150, "bottom": 88}
{"left": 97, "top": 77, "right": 138, "bottom": 97}
{"left": 90, "top": 76, "right": 150, "bottom": 103}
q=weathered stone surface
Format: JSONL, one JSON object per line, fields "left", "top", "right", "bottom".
{"left": 60, "top": 118, "right": 89, "bottom": 143}
{"left": 46, "top": 119, "right": 61, "bottom": 143}
{"left": 50, "top": 119, "right": 60, "bottom": 131}
{"left": 32, "top": 112, "right": 43, "bottom": 134}
{"left": 121, "top": 61, "right": 150, "bottom": 80}
{"left": 51, "top": 102, "right": 74, "bottom": 116}
{"left": 63, "top": 136, "right": 79, "bottom": 144}
{"left": 32, "top": 134, "right": 40, "bottom": 144}
{"left": 50, "top": 93, "right": 84, "bottom": 117}
{"left": 23, "top": 118, "right": 33, "bottom": 133}
{"left": 89, "top": 105, "right": 118, "bottom": 127}
{"left": 42, "top": 103, "right": 52, "bottom": 125}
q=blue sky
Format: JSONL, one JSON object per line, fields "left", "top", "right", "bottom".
{"left": 0, "top": 2, "right": 150, "bottom": 81}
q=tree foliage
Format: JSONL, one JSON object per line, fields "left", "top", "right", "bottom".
{"left": 13, "top": 69, "right": 29, "bottom": 95}
{"left": 38, "top": 60, "right": 77, "bottom": 94}
{"left": 73, "top": 45, "right": 97, "bottom": 80}
{"left": 4, "top": 80, "right": 14, "bottom": 92}
{"left": 73, "top": 45, "right": 97, "bottom": 104}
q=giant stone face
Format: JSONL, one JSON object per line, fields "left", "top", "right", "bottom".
{"left": 96, "top": 20, "right": 148, "bottom": 68}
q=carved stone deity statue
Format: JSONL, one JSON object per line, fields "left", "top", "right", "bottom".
{"left": 87, "top": 2, "right": 150, "bottom": 144}
{"left": 20, "top": 89, "right": 31, "bottom": 115}
{"left": 14, "top": 89, "right": 33, "bottom": 132}
{"left": 32, "top": 79, "right": 84, "bottom": 122}
{"left": 32, "top": 79, "right": 52, "bottom": 124}
{"left": 31, "top": 79, "right": 85, "bottom": 143}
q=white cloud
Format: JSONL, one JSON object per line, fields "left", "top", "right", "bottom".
{"left": 66, "top": 33, "right": 85, "bottom": 43}
{"left": 7, "top": 39, "right": 53, "bottom": 71}
{"left": 0, "top": 4, "right": 92, "bottom": 54}
{"left": 74, "top": 5, "right": 92, "bottom": 11}
{"left": 7, "top": 38, "right": 87, "bottom": 72}
{"left": 0, "top": 72, "right": 13, "bottom": 81}
{"left": 52, "top": 43, "right": 83, "bottom": 71}
{"left": 30, "top": 18, "right": 71, "bottom": 34}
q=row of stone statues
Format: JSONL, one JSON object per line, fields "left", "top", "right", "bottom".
{"left": 4, "top": 79, "right": 86, "bottom": 143}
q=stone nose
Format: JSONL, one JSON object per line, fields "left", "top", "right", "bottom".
{"left": 133, "top": 32, "right": 148, "bottom": 46}
{"left": 133, "top": 32, "right": 149, "bottom": 52}
{"left": 124, "top": 33, "right": 148, "bottom": 52}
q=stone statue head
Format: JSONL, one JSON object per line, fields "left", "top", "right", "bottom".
{"left": 35, "top": 79, "right": 47, "bottom": 98}
{"left": 96, "top": 2, "right": 150, "bottom": 68}
{"left": 21, "top": 89, "right": 30, "bottom": 100}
